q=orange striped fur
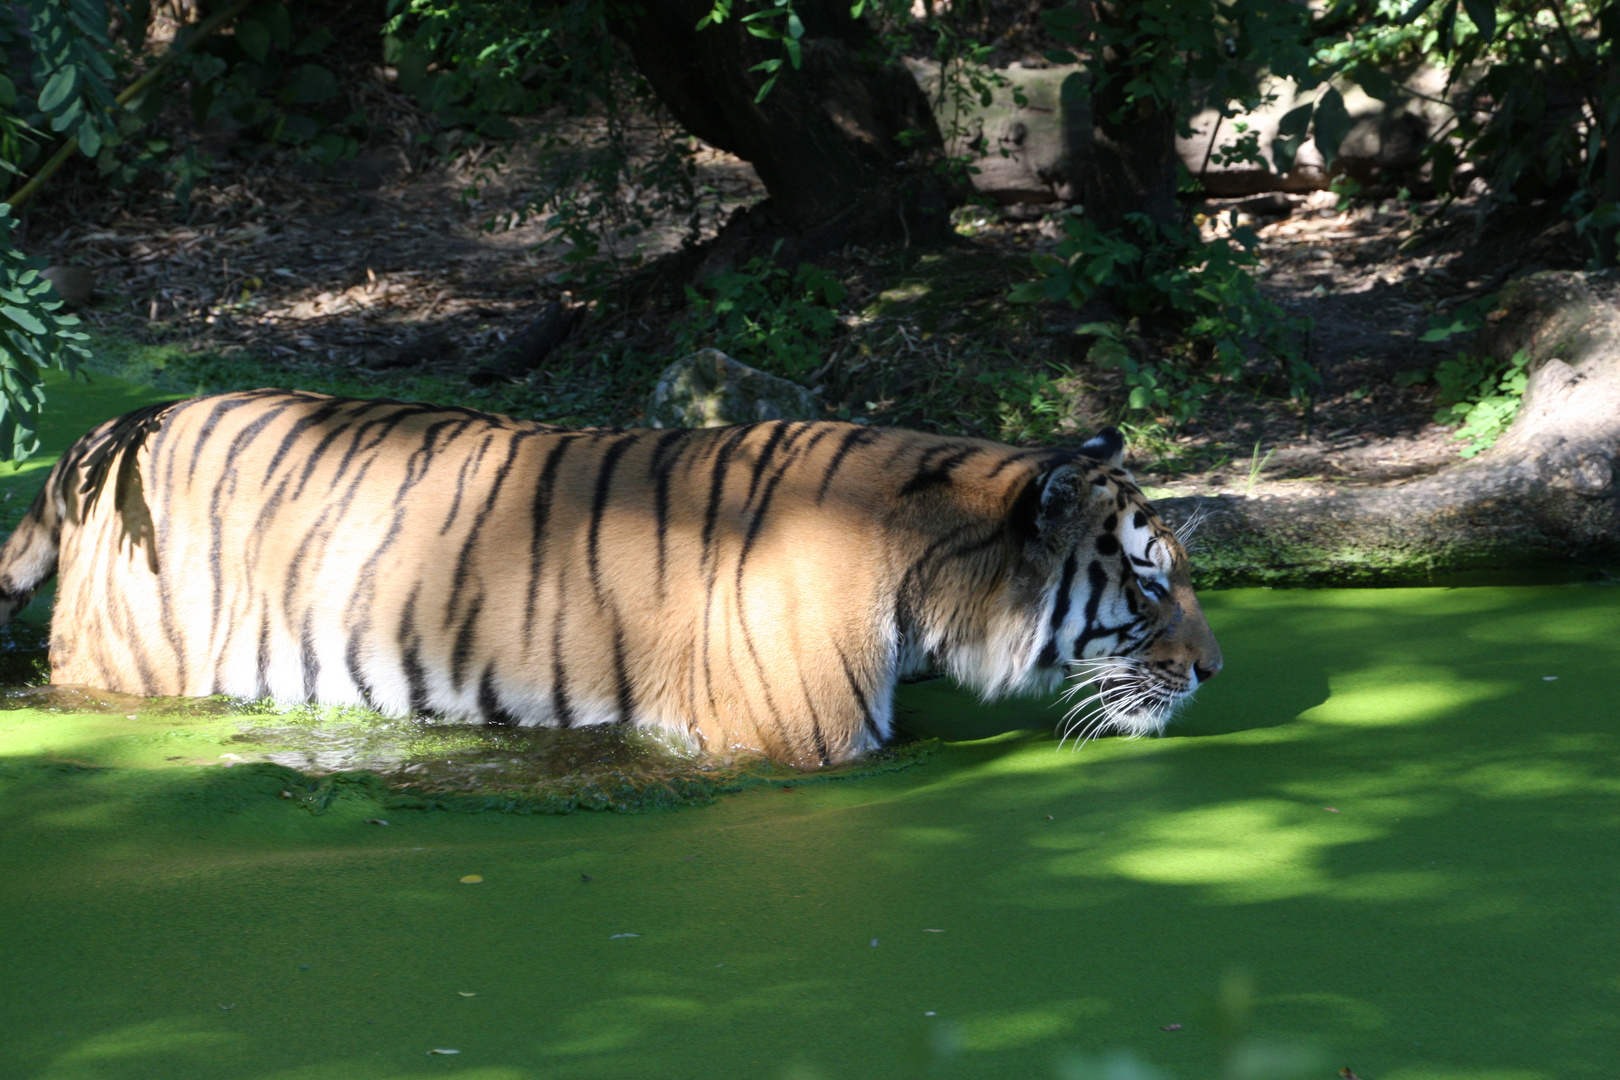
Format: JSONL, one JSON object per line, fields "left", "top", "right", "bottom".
{"left": 0, "top": 390, "right": 1220, "bottom": 766}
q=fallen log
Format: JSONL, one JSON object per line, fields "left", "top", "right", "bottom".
{"left": 469, "top": 301, "right": 579, "bottom": 386}
{"left": 1159, "top": 270, "right": 1620, "bottom": 587}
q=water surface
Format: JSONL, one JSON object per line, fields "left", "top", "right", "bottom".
{"left": 2, "top": 582, "right": 1615, "bottom": 1080}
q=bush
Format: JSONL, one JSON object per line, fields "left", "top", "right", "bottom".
{"left": 1010, "top": 211, "right": 1314, "bottom": 423}
{"left": 1430, "top": 348, "right": 1531, "bottom": 457}
{"left": 673, "top": 252, "right": 847, "bottom": 381}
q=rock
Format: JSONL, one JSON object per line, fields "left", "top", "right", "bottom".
{"left": 1158, "top": 270, "right": 1620, "bottom": 587}
{"left": 908, "top": 62, "right": 1459, "bottom": 203}
{"left": 42, "top": 266, "right": 94, "bottom": 308}
{"left": 646, "top": 349, "right": 820, "bottom": 429}
{"left": 908, "top": 60, "right": 1088, "bottom": 206}
{"left": 1179, "top": 68, "right": 1460, "bottom": 195}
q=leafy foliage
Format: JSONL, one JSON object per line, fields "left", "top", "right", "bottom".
{"left": 1431, "top": 348, "right": 1531, "bottom": 457}
{"left": 1403, "top": 296, "right": 1530, "bottom": 456}
{"left": 384, "top": 0, "right": 624, "bottom": 132}
{"left": 1419, "top": 292, "right": 1501, "bottom": 343}
{"left": 1011, "top": 211, "right": 1314, "bottom": 422}
{"left": 388, "top": 0, "right": 706, "bottom": 282}
{"left": 172, "top": 2, "right": 360, "bottom": 168}
{"left": 698, "top": 0, "right": 810, "bottom": 102}
{"left": 978, "top": 365, "right": 1081, "bottom": 444}
{"left": 6, "top": 0, "right": 122, "bottom": 161}
{"left": 0, "top": 204, "right": 88, "bottom": 464}
{"left": 1332, "top": 0, "right": 1620, "bottom": 265}
{"left": 674, "top": 252, "right": 847, "bottom": 380}
{"left": 1041, "top": 0, "right": 1323, "bottom": 171}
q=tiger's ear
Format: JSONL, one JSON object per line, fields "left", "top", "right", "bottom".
{"left": 1078, "top": 427, "right": 1125, "bottom": 470}
{"left": 1014, "top": 461, "right": 1082, "bottom": 539}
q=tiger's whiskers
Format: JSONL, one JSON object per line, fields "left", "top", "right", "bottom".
{"left": 1056, "top": 655, "right": 1175, "bottom": 750}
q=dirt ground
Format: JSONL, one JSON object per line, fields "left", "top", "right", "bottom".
{"left": 18, "top": 113, "right": 1589, "bottom": 502}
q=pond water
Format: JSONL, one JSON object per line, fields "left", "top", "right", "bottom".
{"left": 1, "top": 375, "right": 1615, "bottom": 1080}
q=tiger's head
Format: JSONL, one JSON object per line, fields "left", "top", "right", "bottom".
{"left": 1002, "top": 427, "right": 1222, "bottom": 742}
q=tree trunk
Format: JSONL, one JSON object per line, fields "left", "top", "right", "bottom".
{"left": 1067, "top": 0, "right": 1181, "bottom": 234}
{"left": 1157, "top": 272, "right": 1620, "bottom": 587}
{"left": 607, "top": 0, "right": 959, "bottom": 264}
{"left": 1081, "top": 61, "right": 1180, "bottom": 233}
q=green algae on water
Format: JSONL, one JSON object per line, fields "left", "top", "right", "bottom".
{"left": 0, "top": 684, "right": 939, "bottom": 815}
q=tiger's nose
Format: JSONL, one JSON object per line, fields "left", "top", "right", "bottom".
{"left": 1193, "top": 661, "right": 1220, "bottom": 684}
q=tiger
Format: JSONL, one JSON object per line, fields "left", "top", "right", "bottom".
{"left": 0, "top": 388, "right": 1221, "bottom": 767}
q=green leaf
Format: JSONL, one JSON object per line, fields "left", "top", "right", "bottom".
{"left": 1030, "top": 253, "right": 1065, "bottom": 275}
{"left": 1436, "top": 0, "right": 1459, "bottom": 51}
{"left": 1348, "top": 62, "right": 1397, "bottom": 102}
{"left": 1461, "top": 0, "right": 1495, "bottom": 41}
{"left": 1060, "top": 71, "right": 1088, "bottom": 107}
{"left": 55, "top": 100, "right": 87, "bottom": 135}
{"left": 257, "top": 1, "right": 293, "bottom": 46}
{"left": 37, "top": 67, "right": 80, "bottom": 114}
{"left": 77, "top": 119, "right": 101, "bottom": 157}
{"left": 236, "top": 17, "right": 271, "bottom": 61}
{"left": 0, "top": 305, "right": 47, "bottom": 335}
{"left": 0, "top": 74, "right": 15, "bottom": 109}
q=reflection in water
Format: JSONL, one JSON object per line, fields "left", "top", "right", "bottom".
{"left": 229, "top": 709, "right": 934, "bottom": 813}
{"left": 0, "top": 646, "right": 934, "bottom": 812}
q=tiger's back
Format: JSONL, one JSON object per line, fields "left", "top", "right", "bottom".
{"left": 0, "top": 388, "right": 1221, "bottom": 766}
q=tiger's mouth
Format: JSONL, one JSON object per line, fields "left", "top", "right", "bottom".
{"left": 1057, "top": 659, "right": 1194, "bottom": 748}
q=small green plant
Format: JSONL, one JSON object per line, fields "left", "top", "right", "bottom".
{"left": 1079, "top": 322, "right": 1203, "bottom": 424}
{"left": 1245, "top": 441, "right": 1274, "bottom": 494}
{"left": 672, "top": 252, "right": 846, "bottom": 380}
{"left": 1420, "top": 293, "right": 1501, "bottom": 343}
{"left": 1013, "top": 212, "right": 1314, "bottom": 423}
{"left": 170, "top": 3, "right": 360, "bottom": 169}
{"left": 978, "top": 366, "right": 1077, "bottom": 444}
{"left": 1432, "top": 348, "right": 1531, "bottom": 458}
{"left": 1327, "top": 173, "right": 1362, "bottom": 212}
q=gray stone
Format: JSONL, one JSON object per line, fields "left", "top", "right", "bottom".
{"left": 1179, "top": 69, "right": 1455, "bottom": 195}
{"left": 646, "top": 349, "right": 820, "bottom": 429}
{"left": 908, "top": 62, "right": 1464, "bottom": 202}
{"left": 907, "top": 60, "right": 1089, "bottom": 205}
